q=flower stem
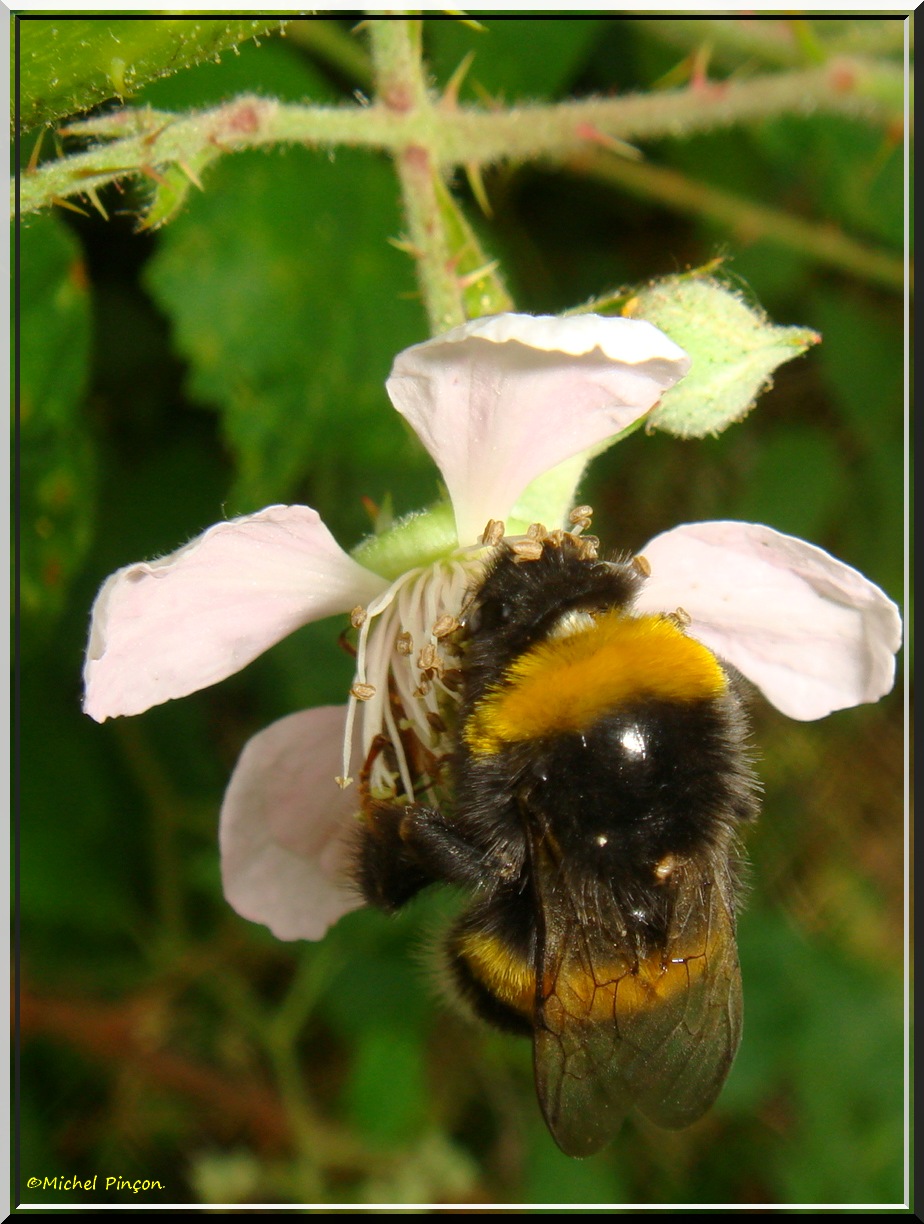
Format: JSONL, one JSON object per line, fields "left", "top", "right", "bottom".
{"left": 368, "top": 19, "right": 467, "bottom": 333}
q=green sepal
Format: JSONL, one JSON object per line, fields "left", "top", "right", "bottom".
{"left": 351, "top": 502, "right": 459, "bottom": 582}
{"left": 139, "top": 148, "right": 220, "bottom": 231}
{"left": 630, "top": 275, "right": 820, "bottom": 438}
{"left": 431, "top": 175, "right": 513, "bottom": 320}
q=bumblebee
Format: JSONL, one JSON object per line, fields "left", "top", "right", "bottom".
{"left": 355, "top": 529, "right": 759, "bottom": 1157}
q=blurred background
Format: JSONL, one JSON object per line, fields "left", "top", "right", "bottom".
{"left": 16, "top": 15, "right": 907, "bottom": 1208}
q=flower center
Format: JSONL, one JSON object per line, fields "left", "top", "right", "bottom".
{"left": 340, "top": 548, "right": 487, "bottom": 807}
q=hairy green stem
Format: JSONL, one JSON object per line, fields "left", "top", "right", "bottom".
{"left": 14, "top": 56, "right": 904, "bottom": 220}
{"left": 368, "top": 19, "right": 466, "bottom": 333}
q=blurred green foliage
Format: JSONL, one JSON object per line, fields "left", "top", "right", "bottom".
{"left": 15, "top": 14, "right": 907, "bottom": 1211}
{"left": 19, "top": 214, "right": 94, "bottom": 639}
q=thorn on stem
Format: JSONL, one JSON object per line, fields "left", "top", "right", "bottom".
{"left": 50, "top": 195, "right": 90, "bottom": 217}
{"left": 178, "top": 160, "right": 204, "bottom": 191}
{"left": 464, "top": 162, "right": 492, "bottom": 216}
{"left": 574, "top": 122, "right": 643, "bottom": 161}
{"left": 26, "top": 126, "right": 48, "bottom": 175}
{"left": 441, "top": 51, "right": 476, "bottom": 110}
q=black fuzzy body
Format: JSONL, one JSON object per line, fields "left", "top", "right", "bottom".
{"left": 353, "top": 534, "right": 760, "bottom": 1154}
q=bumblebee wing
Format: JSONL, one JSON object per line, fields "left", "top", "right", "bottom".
{"left": 628, "top": 871, "right": 742, "bottom": 1132}
{"left": 532, "top": 866, "right": 742, "bottom": 1157}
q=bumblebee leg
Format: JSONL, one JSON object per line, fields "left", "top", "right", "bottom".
{"left": 355, "top": 800, "right": 495, "bottom": 911}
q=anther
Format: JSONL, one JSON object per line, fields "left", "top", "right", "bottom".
{"left": 511, "top": 539, "right": 544, "bottom": 562}
{"left": 569, "top": 505, "right": 594, "bottom": 534}
{"left": 432, "top": 614, "right": 459, "bottom": 639}
{"left": 350, "top": 606, "right": 367, "bottom": 629}
{"left": 350, "top": 682, "right": 377, "bottom": 701}
{"left": 632, "top": 554, "right": 652, "bottom": 578}
{"left": 481, "top": 519, "right": 505, "bottom": 546}
{"left": 418, "top": 642, "right": 441, "bottom": 673}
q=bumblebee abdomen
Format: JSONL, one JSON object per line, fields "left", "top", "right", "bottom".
{"left": 447, "top": 895, "right": 537, "bottom": 1036}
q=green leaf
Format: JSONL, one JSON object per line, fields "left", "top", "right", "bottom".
{"left": 139, "top": 28, "right": 337, "bottom": 112}
{"left": 631, "top": 275, "right": 820, "bottom": 437}
{"left": 18, "top": 212, "right": 95, "bottom": 637}
{"left": 143, "top": 144, "right": 430, "bottom": 532}
{"left": 15, "top": 17, "right": 287, "bottom": 132}
{"left": 427, "top": 17, "right": 605, "bottom": 100}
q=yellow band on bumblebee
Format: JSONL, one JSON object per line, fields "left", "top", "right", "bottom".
{"left": 465, "top": 612, "right": 727, "bottom": 757}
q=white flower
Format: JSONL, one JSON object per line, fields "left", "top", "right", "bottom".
{"left": 82, "top": 312, "right": 902, "bottom": 942}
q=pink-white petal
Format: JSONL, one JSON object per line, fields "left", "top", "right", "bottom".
{"left": 634, "top": 521, "right": 902, "bottom": 720}
{"left": 220, "top": 705, "right": 363, "bottom": 941}
{"left": 83, "top": 505, "right": 388, "bottom": 721}
{"left": 387, "top": 313, "right": 690, "bottom": 546}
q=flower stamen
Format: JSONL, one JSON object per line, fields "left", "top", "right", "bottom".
{"left": 481, "top": 519, "right": 505, "bottom": 546}
{"left": 569, "top": 505, "right": 594, "bottom": 534}
{"left": 511, "top": 539, "right": 544, "bottom": 562}
{"left": 341, "top": 547, "right": 488, "bottom": 809}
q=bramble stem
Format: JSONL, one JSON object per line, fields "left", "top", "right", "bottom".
{"left": 368, "top": 19, "right": 467, "bottom": 333}
{"left": 15, "top": 55, "right": 904, "bottom": 222}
